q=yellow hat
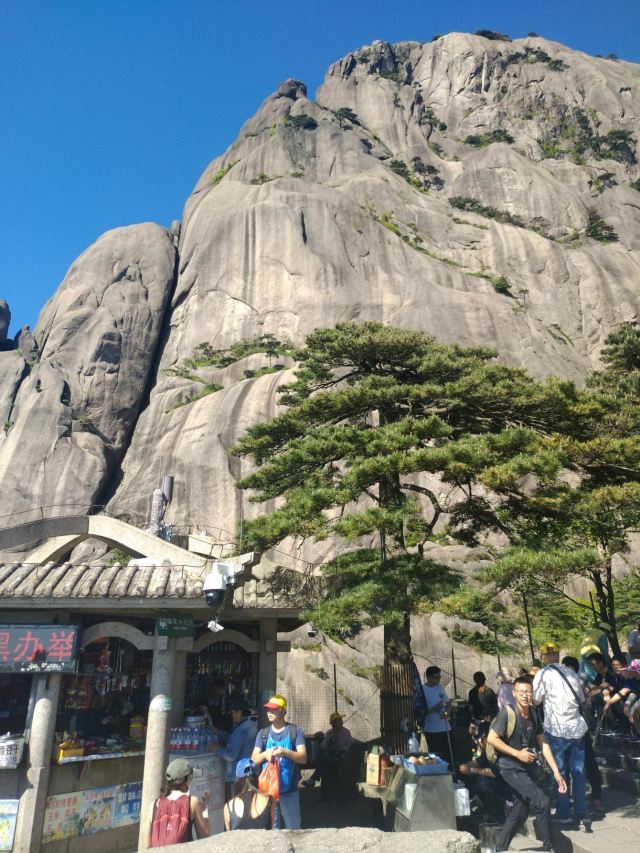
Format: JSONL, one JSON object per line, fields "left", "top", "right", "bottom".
{"left": 329, "top": 711, "right": 343, "bottom": 723}
{"left": 263, "top": 694, "right": 287, "bottom": 711}
{"left": 540, "top": 641, "right": 559, "bottom": 654}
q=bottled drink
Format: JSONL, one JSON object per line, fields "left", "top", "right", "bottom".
{"left": 407, "top": 732, "right": 419, "bottom": 754}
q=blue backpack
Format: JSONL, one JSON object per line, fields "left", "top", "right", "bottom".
{"left": 261, "top": 724, "right": 298, "bottom": 793}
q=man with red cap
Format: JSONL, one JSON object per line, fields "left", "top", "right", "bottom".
{"left": 251, "top": 694, "right": 306, "bottom": 829}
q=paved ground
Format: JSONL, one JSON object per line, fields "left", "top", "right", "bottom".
{"left": 492, "top": 788, "right": 640, "bottom": 853}
{"left": 299, "top": 775, "right": 640, "bottom": 852}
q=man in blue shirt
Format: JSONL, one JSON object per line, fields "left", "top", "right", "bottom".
{"left": 211, "top": 699, "right": 257, "bottom": 797}
{"left": 252, "top": 694, "right": 306, "bottom": 829}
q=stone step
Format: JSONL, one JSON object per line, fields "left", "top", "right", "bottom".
{"left": 594, "top": 745, "right": 640, "bottom": 771}
{"left": 600, "top": 765, "right": 640, "bottom": 794}
{"left": 595, "top": 731, "right": 640, "bottom": 751}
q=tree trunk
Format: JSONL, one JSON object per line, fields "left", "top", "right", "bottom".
{"left": 593, "top": 567, "right": 621, "bottom": 656}
{"left": 380, "top": 616, "right": 414, "bottom": 752}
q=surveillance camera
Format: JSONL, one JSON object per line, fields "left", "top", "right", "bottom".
{"left": 207, "top": 619, "right": 224, "bottom": 633}
{"left": 203, "top": 562, "right": 242, "bottom": 608}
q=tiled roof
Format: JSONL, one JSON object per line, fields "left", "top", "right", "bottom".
{"left": 0, "top": 560, "right": 314, "bottom": 611}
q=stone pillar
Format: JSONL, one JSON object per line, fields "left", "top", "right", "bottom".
{"left": 170, "top": 650, "right": 188, "bottom": 726}
{"left": 138, "top": 635, "right": 176, "bottom": 850}
{"left": 13, "top": 674, "right": 62, "bottom": 853}
{"left": 258, "top": 619, "right": 278, "bottom": 728}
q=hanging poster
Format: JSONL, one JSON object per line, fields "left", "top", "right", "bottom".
{"left": 42, "top": 793, "right": 82, "bottom": 843}
{"left": 112, "top": 782, "right": 142, "bottom": 827}
{"left": 79, "top": 786, "right": 117, "bottom": 835}
{"left": 0, "top": 800, "right": 18, "bottom": 851}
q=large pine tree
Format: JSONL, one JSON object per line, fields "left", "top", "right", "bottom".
{"left": 232, "top": 322, "right": 589, "bottom": 739}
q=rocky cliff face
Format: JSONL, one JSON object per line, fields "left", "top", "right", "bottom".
{"left": 3, "top": 33, "right": 640, "bottom": 543}
{"left": 3, "top": 30, "right": 639, "bottom": 731}
{"left": 110, "top": 33, "right": 640, "bottom": 545}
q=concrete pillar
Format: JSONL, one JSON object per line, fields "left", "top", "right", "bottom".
{"left": 138, "top": 635, "right": 177, "bottom": 850}
{"left": 13, "top": 674, "right": 62, "bottom": 853}
{"left": 258, "top": 619, "right": 278, "bottom": 728}
{"left": 170, "top": 650, "right": 188, "bottom": 726}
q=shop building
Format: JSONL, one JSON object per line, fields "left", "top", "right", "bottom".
{"left": 0, "top": 547, "right": 303, "bottom": 852}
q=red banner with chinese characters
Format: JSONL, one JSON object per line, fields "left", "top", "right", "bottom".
{"left": 0, "top": 625, "right": 79, "bottom": 673}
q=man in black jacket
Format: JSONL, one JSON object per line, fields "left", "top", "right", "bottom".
{"left": 486, "top": 676, "right": 566, "bottom": 853}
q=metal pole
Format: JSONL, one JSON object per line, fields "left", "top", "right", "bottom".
{"left": 589, "top": 591, "right": 598, "bottom": 625}
{"left": 522, "top": 592, "right": 536, "bottom": 664}
{"left": 451, "top": 646, "right": 458, "bottom": 698}
{"left": 494, "top": 627, "right": 502, "bottom": 672}
{"left": 333, "top": 663, "right": 338, "bottom": 713}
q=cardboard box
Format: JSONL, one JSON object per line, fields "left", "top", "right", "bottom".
{"left": 366, "top": 751, "right": 381, "bottom": 786}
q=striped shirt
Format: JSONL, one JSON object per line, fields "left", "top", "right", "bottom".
{"left": 533, "top": 664, "right": 588, "bottom": 739}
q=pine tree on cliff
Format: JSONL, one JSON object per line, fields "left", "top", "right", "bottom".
{"left": 231, "top": 322, "right": 586, "bottom": 740}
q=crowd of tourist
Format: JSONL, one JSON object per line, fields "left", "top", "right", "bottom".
{"left": 142, "top": 621, "right": 640, "bottom": 847}
{"left": 449, "top": 622, "right": 640, "bottom": 853}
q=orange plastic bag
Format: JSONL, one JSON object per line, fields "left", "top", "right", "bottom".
{"left": 258, "top": 757, "right": 281, "bottom": 800}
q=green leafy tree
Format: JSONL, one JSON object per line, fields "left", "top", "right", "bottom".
{"left": 232, "top": 323, "right": 586, "bottom": 666}
{"left": 335, "top": 107, "right": 359, "bottom": 128}
{"left": 476, "top": 324, "right": 640, "bottom": 655}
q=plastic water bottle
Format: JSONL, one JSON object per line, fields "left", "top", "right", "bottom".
{"left": 407, "top": 732, "right": 419, "bottom": 754}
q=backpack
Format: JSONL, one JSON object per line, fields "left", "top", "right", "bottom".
{"left": 260, "top": 724, "right": 298, "bottom": 793}
{"left": 150, "top": 795, "right": 191, "bottom": 847}
{"left": 486, "top": 705, "right": 540, "bottom": 764}
{"left": 486, "top": 706, "right": 516, "bottom": 764}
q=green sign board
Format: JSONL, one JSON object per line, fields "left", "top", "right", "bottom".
{"left": 156, "top": 615, "right": 193, "bottom": 637}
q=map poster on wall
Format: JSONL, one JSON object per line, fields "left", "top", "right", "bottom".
{"left": 42, "top": 793, "right": 82, "bottom": 843}
{"left": 112, "top": 782, "right": 142, "bottom": 827}
{"left": 79, "top": 786, "right": 117, "bottom": 835}
{"left": 0, "top": 800, "right": 18, "bottom": 851}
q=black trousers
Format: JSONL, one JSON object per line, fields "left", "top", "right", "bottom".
{"left": 467, "top": 773, "right": 508, "bottom": 821}
{"left": 425, "top": 731, "right": 451, "bottom": 764}
{"left": 495, "top": 765, "right": 551, "bottom": 852}
{"left": 583, "top": 734, "right": 602, "bottom": 799}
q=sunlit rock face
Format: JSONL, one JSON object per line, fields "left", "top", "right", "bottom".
{"left": 0, "top": 224, "right": 176, "bottom": 525}
{"left": 2, "top": 33, "right": 640, "bottom": 551}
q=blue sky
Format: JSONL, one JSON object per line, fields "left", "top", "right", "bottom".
{"left": 2, "top": 0, "right": 639, "bottom": 337}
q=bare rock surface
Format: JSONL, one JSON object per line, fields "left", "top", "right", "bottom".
{"left": 155, "top": 828, "right": 479, "bottom": 853}
{"left": 110, "top": 34, "right": 640, "bottom": 543}
{"left": 0, "top": 223, "right": 176, "bottom": 532}
{"left": 1, "top": 35, "right": 640, "bottom": 710}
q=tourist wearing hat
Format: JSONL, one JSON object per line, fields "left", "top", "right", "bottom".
{"left": 146, "top": 758, "right": 210, "bottom": 847}
{"left": 579, "top": 623, "right": 612, "bottom": 685}
{"left": 302, "top": 711, "right": 354, "bottom": 795}
{"left": 251, "top": 694, "right": 306, "bottom": 829}
{"left": 540, "top": 641, "right": 560, "bottom": 665}
{"left": 209, "top": 699, "right": 257, "bottom": 797}
{"left": 223, "top": 759, "right": 272, "bottom": 831}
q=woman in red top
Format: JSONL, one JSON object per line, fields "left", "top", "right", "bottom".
{"left": 146, "top": 758, "right": 210, "bottom": 847}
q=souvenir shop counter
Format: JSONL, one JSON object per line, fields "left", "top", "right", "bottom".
{"left": 56, "top": 748, "right": 145, "bottom": 765}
